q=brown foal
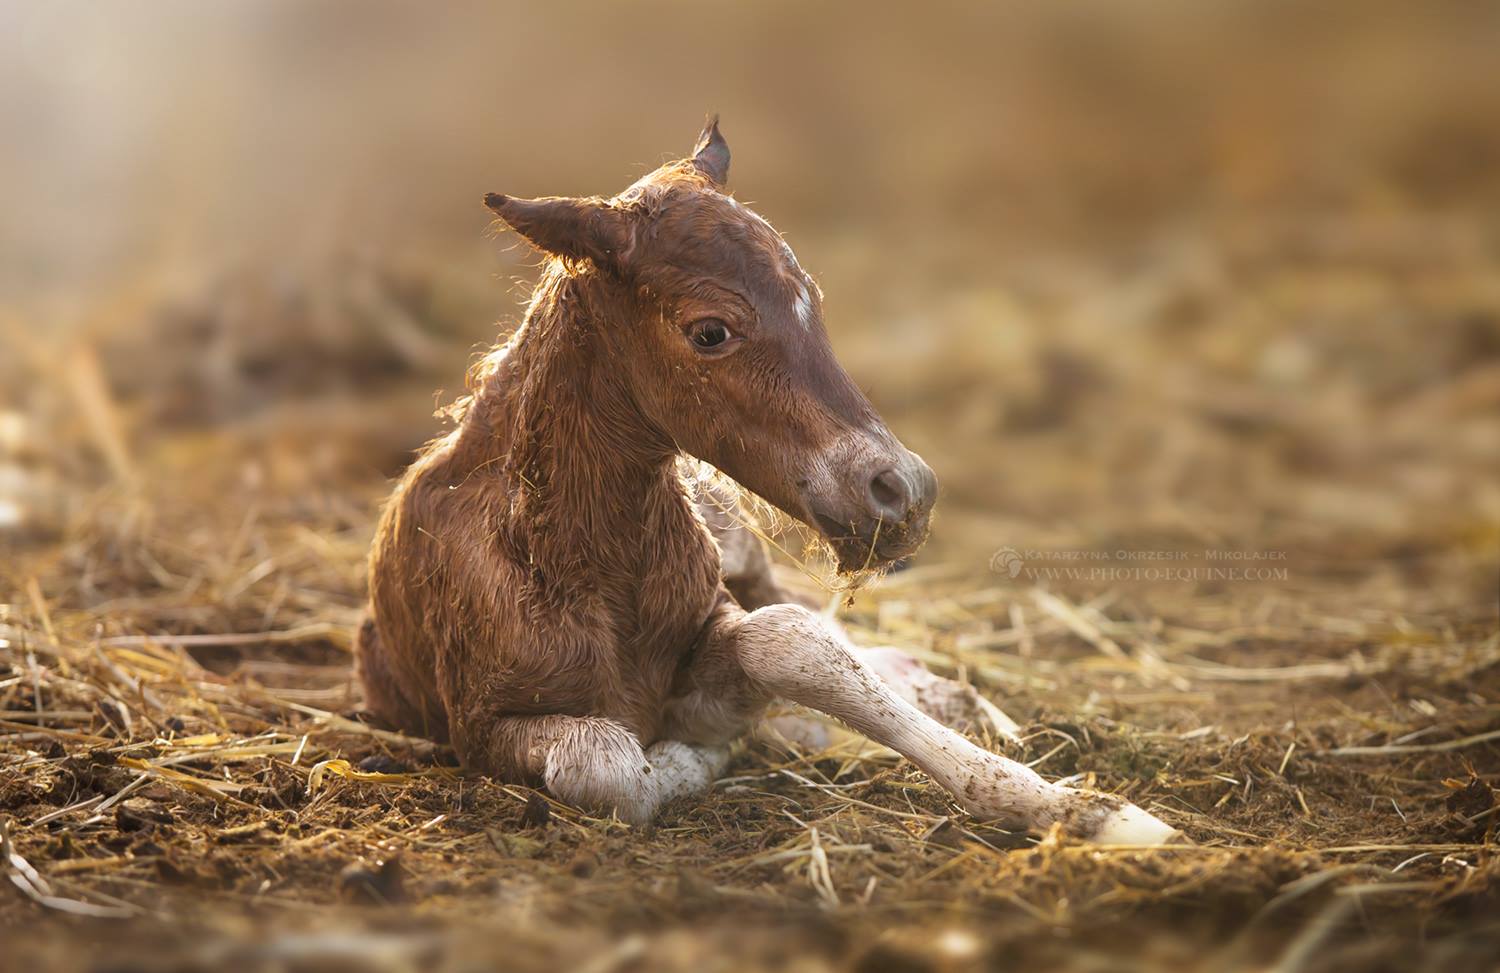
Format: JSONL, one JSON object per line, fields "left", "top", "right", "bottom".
{"left": 355, "top": 119, "right": 1177, "bottom": 843}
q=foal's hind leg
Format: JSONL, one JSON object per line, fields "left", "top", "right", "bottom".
{"left": 480, "top": 715, "right": 726, "bottom": 825}
{"left": 354, "top": 614, "right": 441, "bottom": 737}
{"left": 855, "top": 646, "right": 1020, "bottom": 741}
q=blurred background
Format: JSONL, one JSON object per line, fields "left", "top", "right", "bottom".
{"left": 4, "top": 5, "right": 1500, "bottom": 970}
{"left": 2, "top": 0, "right": 1497, "bottom": 608}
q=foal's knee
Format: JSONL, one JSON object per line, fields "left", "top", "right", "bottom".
{"left": 733, "top": 604, "right": 860, "bottom": 699}
{"left": 542, "top": 717, "right": 657, "bottom": 825}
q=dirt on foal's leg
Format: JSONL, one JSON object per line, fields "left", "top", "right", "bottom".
{"left": 711, "top": 604, "right": 1180, "bottom": 843}
{"left": 757, "top": 640, "right": 1021, "bottom": 751}
{"left": 854, "top": 646, "right": 1021, "bottom": 740}
{"left": 702, "top": 497, "right": 1020, "bottom": 740}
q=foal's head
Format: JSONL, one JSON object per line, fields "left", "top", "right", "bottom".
{"left": 485, "top": 118, "right": 936, "bottom": 571}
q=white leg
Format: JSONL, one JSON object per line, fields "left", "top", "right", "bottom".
{"left": 759, "top": 707, "right": 841, "bottom": 750}
{"left": 756, "top": 648, "right": 1020, "bottom": 750}
{"left": 729, "top": 605, "right": 1178, "bottom": 843}
{"left": 643, "top": 739, "right": 730, "bottom": 806}
{"left": 541, "top": 717, "right": 658, "bottom": 825}
{"left": 854, "top": 645, "right": 1021, "bottom": 741}
{"left": 540, "top": 718, "right": 725, "bottom": 825}
{"left": 757, "top": 625, "right": 1021, "bottom": 748}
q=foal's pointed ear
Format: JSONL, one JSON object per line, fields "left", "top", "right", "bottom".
{"left": 483, "top": 193, "right": 634, "bottom": 268}
{"left": 691, "top": 114, "right": 730, "bottom": 186}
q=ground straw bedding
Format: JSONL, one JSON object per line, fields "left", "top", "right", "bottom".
{"left": 3, "top": 226, "right": 1498, "bottom": 970}
{"left": 2, "top": 476, "right": 1495, "bottom": 972}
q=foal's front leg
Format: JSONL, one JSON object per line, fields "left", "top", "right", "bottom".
{"left": 478, "top": 714, "right": 727, "bottom": 825}
{"left": 759, "top": 642, "right": 1020, "bottom": 751}
{"left": 710, "top": 604, "right": 1179, "bottom": 843}
{"left": 701, "top": 501, "right": 1019, "bottom": 739}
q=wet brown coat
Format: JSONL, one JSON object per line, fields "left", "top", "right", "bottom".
{"left": 357, "top": 122, "right": 935, "bottom": 779}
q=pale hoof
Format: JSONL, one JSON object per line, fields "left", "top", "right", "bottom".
{"left": 1086, "top": 802, "right": 1182, "bottom": 845}
{"left": 759, "top": 712, "right": 838, "bottom": 750}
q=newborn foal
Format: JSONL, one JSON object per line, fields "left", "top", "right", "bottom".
{"left": 357, "top": 119, "right": 1177, "bottom": 843}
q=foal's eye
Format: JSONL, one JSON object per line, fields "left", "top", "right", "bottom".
{"left": 685, "top": 317, "right": 738, "bottom": 355}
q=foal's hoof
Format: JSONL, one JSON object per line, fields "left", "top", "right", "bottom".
{"left": 759, "top": 711, "right": 841, "bottom": 750}
{"left": 1085, "top": 802, "right": 1184, "bottom": 846}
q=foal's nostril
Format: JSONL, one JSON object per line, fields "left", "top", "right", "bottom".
{"left": 867, "top": 469, "right": 910, "bottom": 521}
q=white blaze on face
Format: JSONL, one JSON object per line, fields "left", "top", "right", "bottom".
{"left": 791, "top": 278, "right": 814, "bottom": 329}
{"left": 774, "top": 235, "right": 817, "bottom": 330}
{"left": 720, "top": 191, "right": 817, "bottom": 330}
{"left": 777, "top": 239, "right": 816, "bottom": 329}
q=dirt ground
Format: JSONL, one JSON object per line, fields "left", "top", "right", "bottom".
{"left": 3, "top": 205, "right": 1498, "bottom": 972}
{"left": 4, "top": 3, "right": 1500, "bottom": 970}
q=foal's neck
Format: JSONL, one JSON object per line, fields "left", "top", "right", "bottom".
{"left": 462, "top": 268, "right": 687, "bottom": 581}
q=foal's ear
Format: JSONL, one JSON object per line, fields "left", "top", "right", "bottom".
{"left": 483, "top": 193, "right": 635, "bottom": 268}
{"left": 691, "top": 114, "right": 730, "bottom": 187}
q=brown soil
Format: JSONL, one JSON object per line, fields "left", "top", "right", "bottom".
{"left": 2, "top": 224, "right": 1497, "bottom": 971}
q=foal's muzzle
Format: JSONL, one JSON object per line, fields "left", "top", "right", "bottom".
{"left": 805, "top": 442, "right": 938, "bottom": 571}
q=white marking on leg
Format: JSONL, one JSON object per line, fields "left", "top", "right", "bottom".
{"left": 644, "top": 740, "right": 729, "bottom": 805}
{"left": 731, "top": 605, "right": 1177, "bottom": 842}
{"left": 542, "top": 717, "right": 657, "bottom": 825}
{"left": 759, "top": 707, "right": 840, "bottom": 751}
{"left": 855, "top": 645, "right": 1022, "bottom": 742}
{"left": 544, "top": 723, "right": 727, "bottom": 825}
